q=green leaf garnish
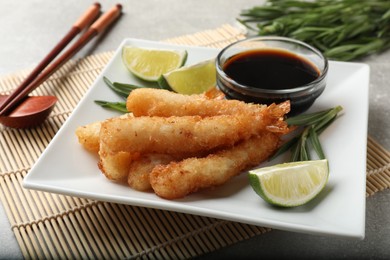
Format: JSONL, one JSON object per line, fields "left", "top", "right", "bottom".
{"left": 103, "top": 76, "right": 144, "bottom": 98}
{"left": 94, "top": 100, "right": 128, "bottom": 113}
{"left": 95, "top": 77, "right": 148, "bottom": 113}
{"left": 272, "top": 105, "right": 343, "bottom": 162}
{"left": 309, "top": 126, "right": 325, "bottom": 160}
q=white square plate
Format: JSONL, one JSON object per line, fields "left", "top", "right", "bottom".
{"left": 24, "top": 38, "right": 369, "bottom": 238}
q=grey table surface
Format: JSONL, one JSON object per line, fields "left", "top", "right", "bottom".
{"left": 0, "top": 0, "right": 389, "bottom": 259}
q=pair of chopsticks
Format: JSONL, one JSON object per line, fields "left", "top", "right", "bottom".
{"left": 0, "top": 3, "right": 122, "bottom": 117}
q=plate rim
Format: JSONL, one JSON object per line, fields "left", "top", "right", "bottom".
{"left": 23, "top": 38, "right": 370, "bottom": 239}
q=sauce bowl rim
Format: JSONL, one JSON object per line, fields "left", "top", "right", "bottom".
{"left": 216, "top": 36, "right": 329, "bottom": 95}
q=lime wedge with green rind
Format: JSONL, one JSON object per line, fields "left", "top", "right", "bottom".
{"left": 122, "top": 45, "right": 187, "bottom": 82}
{"left": 248, "top": 159, "right": 329, "bottom": 207}
{"left": 157, "top": 58, "right": 216, "bottom": 94}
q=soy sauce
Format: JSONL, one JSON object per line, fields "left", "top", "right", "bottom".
{"left": 223, "top": 49, "right": 320, "bottom": 90}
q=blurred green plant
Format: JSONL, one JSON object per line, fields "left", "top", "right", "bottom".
{"left": 238, "top": 0, "right": 390, "bottom": 61}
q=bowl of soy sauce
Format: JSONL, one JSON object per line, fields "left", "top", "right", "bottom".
{"left": 216, "top": 36, "right": 328, "bottom": 115}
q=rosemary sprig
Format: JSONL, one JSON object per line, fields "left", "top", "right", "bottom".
{"left": 238, "top": 0, "right": 390, "bottom": 61}
{"left": 95, "top": 77, "right": 148, "bottom": 112}
{"left": 102, "top": 76, "right": 145, "bottom": 98}
{"left": 94, "top": 100, "right": 128, "bottom": 113}
{"left": 272, "top": 105, "right": 343, "bottom": 162}
{"left": 95, "top": 76, "right": 165, "bottom": 112}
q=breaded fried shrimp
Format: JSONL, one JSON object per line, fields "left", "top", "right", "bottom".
{"left": 126, "top": 88, "right": 290, "bottom": 134}
{"left": 75, "top": 88, "right": 290, "bottom": 198}
{"left": 150, "top": 131, "right": 280, "bottom": 199}
{"left": 127, "top": 88, "right": 267, "bottom": 117}
{"left": 100, "top": 113, "right": 282, "bottom": 156}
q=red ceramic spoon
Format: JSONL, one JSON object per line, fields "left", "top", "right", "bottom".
{"left": 0, "top": 95, "right": 58, "bottom": 128}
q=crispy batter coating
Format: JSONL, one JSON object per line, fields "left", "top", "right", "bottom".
{"left": 75, "top": 121, "right": 101, "bottom": 153}
{"left": 98, "top": 150, "right": 132, "bottom": 183}
{"left": 149, "top": 131, "right": 280, "bottom": 199}
{"left": 75, "top": 113, "right": 133, "bottom": 153}
{"left": 99, "top": 113, "right": 280, "bottom": 156}
{"left": 126, "top": 88, "right": 290, "bottom": 134}
{"left": 127, "top": 154, "right": 175, "bottom": 191}
{"left": 127, "top": 88, "right": 267, "bottom": 117}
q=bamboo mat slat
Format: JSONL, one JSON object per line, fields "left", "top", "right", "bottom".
{"left": 0, "top": 24, "right": 389, "bottom": 259}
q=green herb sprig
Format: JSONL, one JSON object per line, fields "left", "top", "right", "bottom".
{"left": 102, "top": 76, "right": 144, "bottom": 98}
{"left": 238, "top": 0, "right": 390, "bottom": 61}
{"left": 94, "top": 100, "right": 128, "bottom": 113}
{"left": 272, "top": 105, "right": 343, "bottom": 162}
{"left": 94, "top": 77, "right": 146, "bottom": 112}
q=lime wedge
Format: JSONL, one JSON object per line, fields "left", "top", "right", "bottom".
{"left": 248, "top": 159, "right": 329, "bottom": 207}
{"left": 157, "top": 58, "right": 216, "bottom": 94}
{"left": 122, "top": 45, "right": 187, "bottom": 82}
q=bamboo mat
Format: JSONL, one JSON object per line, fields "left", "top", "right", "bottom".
{"left": 0, "top": 24, "right": 389, "bottom": 259}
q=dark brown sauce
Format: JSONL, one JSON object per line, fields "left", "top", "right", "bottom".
{"left": 223, "top": 49, "right": 320, "bottom": 90}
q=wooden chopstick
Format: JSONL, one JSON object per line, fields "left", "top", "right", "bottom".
{"left": 0, "top": 3, "right": 122, "bottom": 117}
{"left": 0, "top": 3, "right": 101, "bottom": 115}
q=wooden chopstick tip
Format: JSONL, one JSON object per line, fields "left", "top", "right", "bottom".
{"left": 73, "top": 2, "right": 102, "bottom": 30}
{"left": 115, "top": 4, "right": 123, "bottom": 12}
{"left": 89, "top": 3, "right": 123, "bottom": 34}
{"left": 93, "top": 2, "right": 101, "bottom": 9}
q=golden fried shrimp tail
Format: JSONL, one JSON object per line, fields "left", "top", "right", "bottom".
{"left": 149, "top": 131, "right": 280, "bottom": 199}
{"left": 100, "top": 113, "right": 279, "bottom": 156}
{"left": 263, "top": 101, "right": 292, "bottom": 134}
{"left": 127, "top": 154, "right": 175, "bottom": 191}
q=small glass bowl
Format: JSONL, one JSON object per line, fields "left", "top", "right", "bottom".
{"left": 216, "top": 36, "right": 328, "bottom": 115}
